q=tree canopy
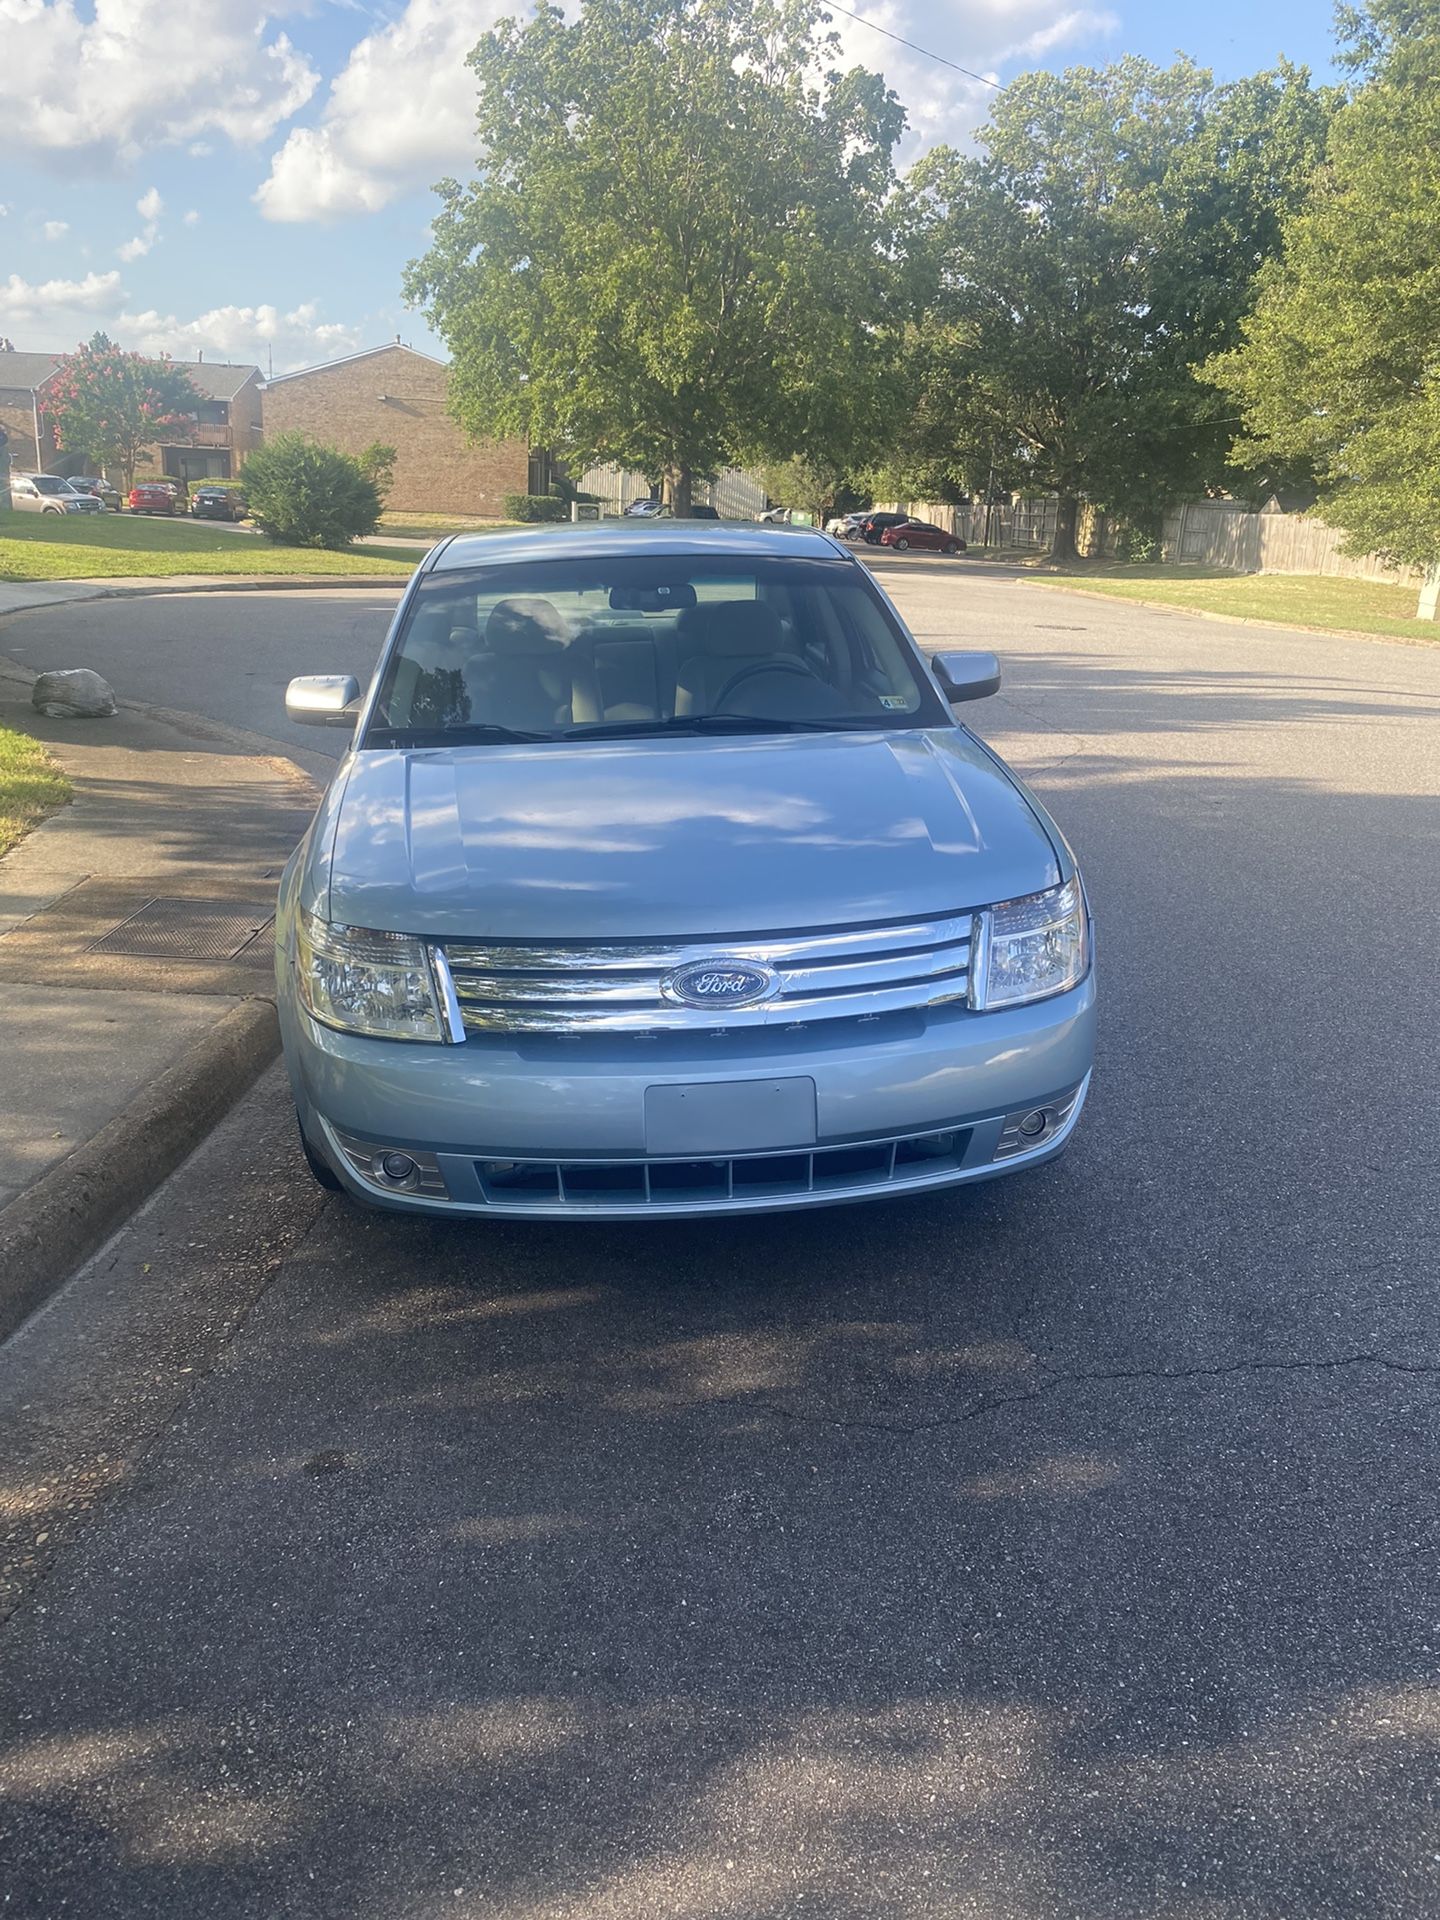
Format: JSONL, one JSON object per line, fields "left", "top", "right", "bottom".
{"left": 897, "top": 57, "right": 1331, "bottom": 553}
{"left": 1206, "top": 0, "right": 1440, "bottom": 576}
{"left": 404, "top": 0, "right": 904, "bottom": 513}
{"left": 44, "top": 335, "right": 204, "bottom": 491}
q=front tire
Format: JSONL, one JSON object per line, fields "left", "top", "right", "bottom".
{"left": 946, "top": 541, "right": 960, "bottom": 555}
{"left": 894, "top": 537, "right": 909, "bottom": 551}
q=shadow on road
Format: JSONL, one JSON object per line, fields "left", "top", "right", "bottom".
{"left": 1, "top": 649, "right": 1437, "bottom": 1917}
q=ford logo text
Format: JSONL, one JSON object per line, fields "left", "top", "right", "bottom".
{"left": 662, "top": 959, "right": 779, "bottom": 1010}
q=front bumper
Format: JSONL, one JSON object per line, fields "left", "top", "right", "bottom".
{"left": 281, "top": 974, "right": 1096, "bottom": 1219}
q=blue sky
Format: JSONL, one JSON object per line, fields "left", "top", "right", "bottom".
{"left": 1, "top": 0, "right": 1342, "bottom": 376}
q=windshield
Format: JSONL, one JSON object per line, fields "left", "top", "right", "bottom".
{"left": 32, "top": 477, "right": 68, "bottom": 495}
{"left": 365, "top": 555, "right": 947, "bottom": 746}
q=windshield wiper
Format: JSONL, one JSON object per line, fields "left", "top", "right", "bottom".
{"left": 365, "top": 723, "right": 558, "bottom": 747}
{"left": 562, "top": 713, "right": 891, "bottom": 740}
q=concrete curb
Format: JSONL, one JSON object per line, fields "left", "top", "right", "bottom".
{"left": 0, "top": 575, "right": 412, "bottom": 621}
{"left": 0, "top": 996, "right": 281, "bottom": 1343}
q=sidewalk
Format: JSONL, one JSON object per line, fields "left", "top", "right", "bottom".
{"left": 0, "top": 647, "right": 318, "bottom": 1334}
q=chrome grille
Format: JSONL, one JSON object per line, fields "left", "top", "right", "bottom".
{"left": 441, "top": 911, "right": 975, "bottom": 1035}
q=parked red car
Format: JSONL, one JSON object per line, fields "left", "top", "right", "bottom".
{"left": 128, "top": 481, "right": 180, "bottom": 515}
{"left": 879, "top": 518, "right": 967, "bottom": 555}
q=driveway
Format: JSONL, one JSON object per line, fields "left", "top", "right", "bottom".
{"left": 1, "top": 563, "right": 1437, "bottom": 1917}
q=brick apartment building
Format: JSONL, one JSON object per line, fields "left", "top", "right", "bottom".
{"left": 0, "top": 345, "right": 262, "bottom": 482}
{"left": 261, "top": 342, "right": 533, "bottom": 517}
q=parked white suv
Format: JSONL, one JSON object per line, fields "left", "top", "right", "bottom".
{"left": 9, "top": 474, "right": 104, "bottom": 515}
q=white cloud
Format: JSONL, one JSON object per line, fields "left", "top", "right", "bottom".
{"left": 119, "top": 300, "right": 364, "bottom": 371}
{"left": 42, "top": 219, "right": 69, "bottom": 240}
{"left": 118, "top": 184, "right": 164, "bottom": 259}
{"left": 183, "top": 209, "right": 200, "bottom": 227}
{"left": 256, "top": 0, "right": 503, "bottom": 222}
{"left": 824, "top": 0, "right": 1118, "bottom": 153}
{"left": 0, "top": 269, "right": 123, "bottom": 328}
{"left": 136, "top": 186, "right": 164, "bottom": 223}
{"left": 117, "top": 234, "right": 150, "bottom": 261}
{"left": 2, "top": 0, "right": 319, "bottom": 168}
{"left": 0, "top": 270, "right": 362, "bottom": 372}
{"left": 255, "top": 0, "right": 1116, "bottom": 224}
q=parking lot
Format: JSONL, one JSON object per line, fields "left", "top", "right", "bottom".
{"left": 1, "top": 555, "right": 1438, "bottom": 1918}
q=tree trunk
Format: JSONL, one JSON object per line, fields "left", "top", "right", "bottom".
{"left": 1418, "top": 561, "right": 1440, "bottom": 621}
{"left": 1050, "top": 494, "right": 1080, "bottom": 562}
{"left": 663, "top": 463, "right": 694, "bottom": 517}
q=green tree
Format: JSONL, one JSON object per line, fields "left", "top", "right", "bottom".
{"left": 44, "top": 336, "right": 204, "bottom": 492}
{"left": 357, "top": 441, "right": 398, "bottom": 503}
{"left": 905, "top": 57, "right": 1331, "bottom": 557}
{"left": 404, "top": 0, "right": 904, "bottom": 515}
{"left": 242, "top": 432, "right": 382, "bottom": 548}
{"left": 1206, "top": 1, "right": 1440, "bottom": 609}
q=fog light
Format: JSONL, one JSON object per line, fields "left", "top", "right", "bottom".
{"left": 993, "top": 1084, "right": 1085, "bottom": 1161}
{"left": 330, "top": 1127, "right": 451, "bottom": 1199}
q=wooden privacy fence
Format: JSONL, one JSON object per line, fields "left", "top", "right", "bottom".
{"left": 1161, "top": 501, "right": 1420, "bottom": 582}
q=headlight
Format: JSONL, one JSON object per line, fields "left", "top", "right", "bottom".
{"left": 296, "top": 910, "right": 447, "bottom": 1042}
{"left": 970, "top": 878, "right": 1088, "bottom": 1010}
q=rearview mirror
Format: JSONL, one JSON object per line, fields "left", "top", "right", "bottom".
{"left": 286, "top": 674, "right": 362, "bottom": 727}
{"left": 931, "top": 651, "right": 1000, "bottom": 704}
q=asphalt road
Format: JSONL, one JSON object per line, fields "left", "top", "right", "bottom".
{"left": 2, "top": 561, "right": 1439, "bottom": 1918}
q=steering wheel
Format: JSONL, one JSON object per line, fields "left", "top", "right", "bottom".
{"left": 713, "top": 656, "right": 821, "bottom": 709}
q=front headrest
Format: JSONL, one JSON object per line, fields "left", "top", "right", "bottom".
{"left": 485, "top": 597, "right": 569, "bottom": 655}
{"left": 682, "top": 599, "right": 788, "bottom": 657}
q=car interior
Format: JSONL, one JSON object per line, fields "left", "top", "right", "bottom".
{"left": 372, "top": 570, "right": 932, "bottom": 739}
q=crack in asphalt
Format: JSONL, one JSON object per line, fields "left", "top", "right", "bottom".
{"left": 754, "top": 1350, "right": 1440, "bottom": 1439}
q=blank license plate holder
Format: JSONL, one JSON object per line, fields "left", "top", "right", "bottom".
{"left": 644, "top": 1078, "right": 817, "bottom": 1156}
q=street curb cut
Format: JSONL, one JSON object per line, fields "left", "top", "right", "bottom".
{"left": 0, "top": 996, "right": 280, "bottom": 1343}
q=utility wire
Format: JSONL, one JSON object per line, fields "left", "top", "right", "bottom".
{"left": 822, "top": 2, "right": 1003, "bottom": 90}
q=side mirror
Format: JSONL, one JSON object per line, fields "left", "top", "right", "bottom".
{"left": 286, "top": 674, "right": 362, "bottom": 727}
{"left": 931, "top": 650, "right": 1001, "bottom": 704}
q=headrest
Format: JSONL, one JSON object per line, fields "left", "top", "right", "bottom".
{"left": 681, "top": 599, "right": 788, "bottom": 657}
{"left": 485, "top": 597, "right": 569, "bottom": 655}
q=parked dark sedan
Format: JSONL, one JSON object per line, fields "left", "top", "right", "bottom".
{"left": 879, "top": 519, "right": 967, "bottom": 556}
{"left": 191, "top": 486, "right": 247, "bottom": 521}
{"left": 67, "top": 475, "right": 122, "bottom": 511}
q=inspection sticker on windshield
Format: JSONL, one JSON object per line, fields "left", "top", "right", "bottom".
{"left": 880, "top": 695, "right": 909, "bottom": 709}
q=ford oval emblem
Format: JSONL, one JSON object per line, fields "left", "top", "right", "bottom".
{"left": 662, "top": 959, "right": 779, "bottom": 1010}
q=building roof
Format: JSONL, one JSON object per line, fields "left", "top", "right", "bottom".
{"left": 433, "top": 522, "right": 845, "bottom": 571}
{"left": 263, "top": 342, "right": 448, "bottom": 386}
{"left": 0, "top": 350, "right": 258, "bottom": 400}
{"left": 0, "top": 351, "right": 62, "bottom": 394}
{"left": 180, "top": 361, "right": 262, "bottom": 401}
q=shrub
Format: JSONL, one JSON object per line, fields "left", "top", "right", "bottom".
{"left": 503, "top": 492, "right": 567, "bottom": 522}
{"left": 242, "top": 432, "right": 383, "bottom": 547}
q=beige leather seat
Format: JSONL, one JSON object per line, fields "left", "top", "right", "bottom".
{"left": 673, "top": 600, "right": 799, "bottom": 715}
{"left": 464, "top": 597, "right": 573, "bottom": 731}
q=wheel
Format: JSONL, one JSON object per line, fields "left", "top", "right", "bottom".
{"left": 894, "top": 537, "right": 909, "bottom": 551}
{"left": 946, "top": 542, "right": 960, "bottom": 555}
{"left": 298, "top": 1118, "right": 343, "bottom": 1191}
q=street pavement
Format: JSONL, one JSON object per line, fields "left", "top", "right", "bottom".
{"left": 1, "top": 558, "right": 1438, "bottom": 1918}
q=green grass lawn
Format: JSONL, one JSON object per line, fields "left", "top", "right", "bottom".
{"left": 374, "top": 511, "right": 521, "bottom": 541}
{"left": 0, "top": 725, "right": 71, "bottom": 858}
{"left": 0, "top": 511, "right": 418, "bottom": 582}
{"left": 1026, "top": 563, "right": 1438, "bottom": 643}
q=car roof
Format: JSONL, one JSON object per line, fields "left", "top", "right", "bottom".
{"left": 429, "top": 521, "right": 849, "bottom": 570}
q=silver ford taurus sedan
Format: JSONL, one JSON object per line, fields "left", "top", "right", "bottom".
{"left": 276, "top": 524, "right": 1094, "bottom": 1217}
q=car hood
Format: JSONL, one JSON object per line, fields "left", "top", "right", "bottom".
{"left": 318, "top": 731, "right": 1059, "bottom": 938}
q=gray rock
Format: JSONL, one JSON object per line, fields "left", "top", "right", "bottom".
{"left": 31, "top": 669, "right": 117, "bottom": 719}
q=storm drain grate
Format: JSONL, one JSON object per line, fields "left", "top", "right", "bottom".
{"left": 86, "top": 897, "right": 275, "bottom": 963}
